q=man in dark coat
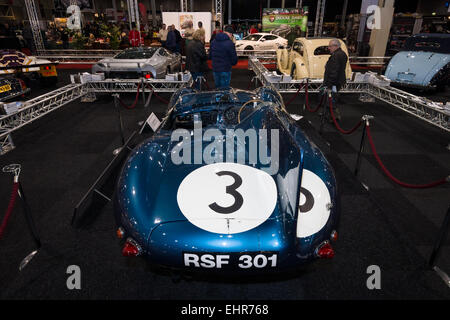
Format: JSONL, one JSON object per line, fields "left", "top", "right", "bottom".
{"left": 209, "top": 32, "right": 238, "bottom": 88}
{"left": 323, "top": 39, "right": 348, "bottom": 120}
{"left": 185, "top": 30, "right": 209, "bottom": 90}
{"left": 165, "top": 25, "right": 177, "bottom": 52}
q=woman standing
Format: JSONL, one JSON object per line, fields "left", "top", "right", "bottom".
{"left": 185, "top": 30, "right": 209, "bottom": 90}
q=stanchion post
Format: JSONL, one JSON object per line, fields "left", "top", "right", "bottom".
{"left": 141, "top": 78, "right": 146, "bottom": 105}
{"left": 113, "top": 94, "right": 126, "bottom": 146}
{"left": 319, "top": 89, "right": 330, "bottom": 135}
{"left": 18, "top": 182, "right": 41, "bottom": 249}
{"left": 2, "top": 164, "right": 41, "bottom": 271}
{"left": 354, "top": 115, "right": 374, "bottom": 177}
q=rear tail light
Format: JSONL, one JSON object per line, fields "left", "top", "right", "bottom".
{"left": 144, "top": 73, "right": 152, "bottom": 79}
{"left": 122, "top": 238, "right": 142, "bottom": 257}
{"left": 315, "top": 241, "right": 335, "bottom": 259}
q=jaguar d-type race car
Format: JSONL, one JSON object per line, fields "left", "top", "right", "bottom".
{"left": 114, "top": 87, "right": 339, "bottom": 273}
{"left": 92, "top": 47, "right": 182, "bottom": 79}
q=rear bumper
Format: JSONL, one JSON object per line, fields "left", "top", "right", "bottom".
{"left": 390, "top": 81, "right": 436, "bottom": 90}
{"left": 0, "top": 87, "right": 30, "bottom": 102}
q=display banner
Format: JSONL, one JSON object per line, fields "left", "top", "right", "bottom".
{"left": 262, "top": 7, "right": 309, "bottom": 34}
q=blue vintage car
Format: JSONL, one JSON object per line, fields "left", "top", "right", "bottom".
{"left": 114, "top": 87, "right": 339, "bottom": 273}
{"left": 384, "top": 33, "right": 450, "bottom": 89}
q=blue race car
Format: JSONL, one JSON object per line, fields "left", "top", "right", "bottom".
{"left": 114, "top": 87, "right": 339, "bottom": 273}
{"left": 384, "top": 33, "right": 450, "bottom": 89}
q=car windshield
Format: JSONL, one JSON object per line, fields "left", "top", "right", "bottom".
{"left": 243, "top": 34, "right": 262, "bottom": 41}
{"left": 403, "top": 36, "right": 450, "bottom": 54}
{"left": 114, "top": 48, "right": 158, "bottom": 59}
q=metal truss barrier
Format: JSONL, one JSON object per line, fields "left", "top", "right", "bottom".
{"left": 86, "top": 77, "right": 193, "bottom": 93}
{"left": 0, "top": 83, "right": 87, "bottom": 154}
{"left": 248, "top": 57, "right": 449, "bottom": 132}
{"left": 0, "top": 76, "right": 193, "bottom": 155}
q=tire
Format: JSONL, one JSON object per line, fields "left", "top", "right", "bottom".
{"left": 244, "top": 46, "right": 254, "bottom": 55}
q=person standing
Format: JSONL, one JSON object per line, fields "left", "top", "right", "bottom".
{"left": 183, "top": 21, "right": 195, "bottom": 54}
{"left": 166, "top": 25, "right": 177, "bottom": 52}
{"left": 158, "top": 24, "right": 168, "bottom": 47}
{"left": 185, "top": 30, "right": 209, "bottom": 90}
{"left": 172, "top": 24, "right": 182, "bottom": 53}
{"left": 197, "top": 21, "right": 205, "bottom": 42}
{"left": 287, "top": 25, "right": 301, "bottom": 47}
{"left": 128, "top": 22, "right": 141, "bottom": 47}
{"left": 323, "top": 39, "right": 348, "bottom": 120}
{"left": 209, "top": 32, "right": 237, "bottom": 88}
{"left": 210, "top": 21, "right": 222, "bottom": 42}
{"left": 249, "top": 25, "right": 258, "bottom": 34}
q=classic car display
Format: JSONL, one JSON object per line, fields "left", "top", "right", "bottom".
{"left": 0, "top": 76, "right": 29, "bottom": 104}
{"left": 235, "top": 33, "right": 288, "bottom": 52}
{"left": 384, "top": 33, "right": 450, "bottom": 89}
{"left": 0, "top": 49, "right": 57, "bottom": 84}
{"left": 92, "top": 47, "right": 182, "bottom": 79}
{"left": 276, "top": 37, "right": 352, "bottom": 80}
{"left": 114, "top": 87, "right": 340, "bottom": 273}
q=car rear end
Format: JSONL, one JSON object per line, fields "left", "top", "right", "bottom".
{"left": 0, "top": 76, "right": 29, "bottom": 103}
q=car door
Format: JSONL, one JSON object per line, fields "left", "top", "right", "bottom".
{"left": 258, "top": 35, "right": 273, "bottom": 50}
{"left": 290, "top": 40, "right": 304, "bottom": 68}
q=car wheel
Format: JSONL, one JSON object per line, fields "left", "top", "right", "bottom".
{"left": 244, "top": 46, "right": 254, "bottom": 55}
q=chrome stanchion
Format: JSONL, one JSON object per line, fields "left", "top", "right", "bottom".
{"left": 354, "top": 115, "right": 374, "bottom": 177}
{"left": 112, "top": 94, "right": 125, "bottom": 155}
{"left": 2, "top": 164, "right": 41, "bottom": 271}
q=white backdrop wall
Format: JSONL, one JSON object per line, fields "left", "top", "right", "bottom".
{"left": 162, "top": 12, "right": 212, "bottom": 43}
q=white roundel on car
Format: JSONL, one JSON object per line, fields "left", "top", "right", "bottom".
{"left": 177, "top": 163, "right": 277, "bottom": 234}
{"left": 297, "top": 169, "right": 331, "bottom": 238}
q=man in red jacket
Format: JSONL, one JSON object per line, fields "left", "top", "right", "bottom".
{"left": 128, "top": 23, "right": 141, "bottom": 47}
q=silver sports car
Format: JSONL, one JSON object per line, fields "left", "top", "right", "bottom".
{"left": 92, "top": 47, "right": 182, "bottom": 79}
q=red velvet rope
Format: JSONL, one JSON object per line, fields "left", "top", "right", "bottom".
{"left": 118, "top": 83, "right": 141, "bottom": 110}
{"left": 285, "top": 84, "right": 303, "bottom": 106}
{"left": 304, "top": 83, "right": 324, "bottom": 112}
{"left": 0, "top": 182, "right": 20, "bottom": 240}
{"left": 366, "top": 125, "right": 449, "bottom": 189}
{"left": 153, "top": 92, "right": 169, "bottom": 104}
{"left": 328, "top": 94, "right": 363, "bottom": 134}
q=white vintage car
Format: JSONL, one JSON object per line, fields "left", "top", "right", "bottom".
{"left": 235, "top": 33, "right": 288, "bottom": 53}
{"left": 276, "top": 38, "right": 352, "bottom": 80}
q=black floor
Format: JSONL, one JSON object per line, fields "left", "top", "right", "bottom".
{"left": 0, "top": 68, "right": 448, "bottom": 299}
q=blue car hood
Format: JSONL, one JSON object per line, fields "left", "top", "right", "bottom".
{"left": 384, "top": 51, "right": 450, "bottom": 86}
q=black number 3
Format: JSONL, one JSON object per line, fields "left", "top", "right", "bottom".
{"left": 209, "top": 171, "right": 244, "bottom": 214}
{"left": 299, "top": 187, "right": 314, "bottom": 213}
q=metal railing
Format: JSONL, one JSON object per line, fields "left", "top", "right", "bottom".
{"left": 248, "top": 57, "right": 449, "bottom": 132}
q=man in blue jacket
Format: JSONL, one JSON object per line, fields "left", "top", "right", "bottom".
{"left": 209, "top": 32, "right": 238, "bottom": 88}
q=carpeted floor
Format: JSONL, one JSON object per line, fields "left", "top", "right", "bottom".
{"left": 0, "top": 68, "right": 448, "bottom": 299}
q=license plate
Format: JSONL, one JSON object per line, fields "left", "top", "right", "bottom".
{"left": 42, "top": 71, "right": 56, "bottom": 77}
{"left": 183, "top": 252, "right": 278, "bottom": 269}
{"left": 397, "top": 72, "right": 415, "bottom": 82}
{"left": 0, "top": 84, "right": 11, "bottom": 93}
